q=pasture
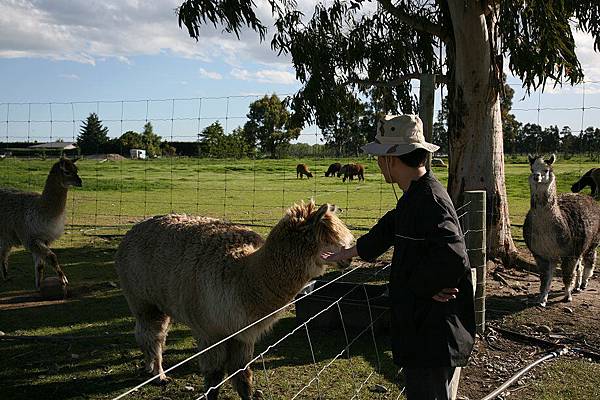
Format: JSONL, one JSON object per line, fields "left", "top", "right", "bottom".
{"left": 1, "top": 155, "right": 599, "bottom": 399}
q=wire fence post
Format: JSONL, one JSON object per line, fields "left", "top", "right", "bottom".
{"left": 463, "top": 190, "right": 486, "bottom": 335}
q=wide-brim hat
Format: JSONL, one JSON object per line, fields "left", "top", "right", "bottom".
{"left": 361, "top": 114, "right": 439, "bottom": 156}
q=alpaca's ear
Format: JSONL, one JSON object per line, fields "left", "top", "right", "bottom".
{"left": 330, "top": 204, "right": 342, "bottom": 213}
{"left": 545, "top": 154, "right": 556, "bottom": 165}
{"left": 313, "top": 203, "right": 330, "bottom": 221}
{"left": 527, "top": 154, "right": 536, "bottom": 165}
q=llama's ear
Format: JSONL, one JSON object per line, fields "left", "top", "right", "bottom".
{"left": 527, "top": 154, "right": 536, "bottom": 165}
{"left": 312, "top": 203, "right": 330, "bottom": 223}
{"left": 545, "top": 154, "right": 556, "bottom": 165}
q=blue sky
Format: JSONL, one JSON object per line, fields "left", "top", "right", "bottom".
{"left": 1, "top": 0, "right": 600, "bottom": 144}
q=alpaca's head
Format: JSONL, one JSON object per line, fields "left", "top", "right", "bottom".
{"left": 51, "top": 156, "right": 83, "bottom": 188}
{"left": 528, "top": 154, "right": 555, "bottom": 191}
{"left": 273, "top": 200, "right": 354, "bottom": 276}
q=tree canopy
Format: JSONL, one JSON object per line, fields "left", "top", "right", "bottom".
{"left": 243, "top": 94, "right": 301, "bottom": 158}
{"left": 77, "top": 113, "right": 109, "bottom": 155}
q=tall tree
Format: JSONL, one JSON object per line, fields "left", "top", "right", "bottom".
{"left": 321, "top": 95, "right": 374, "bottom": 156}
{"left": 118, "top": 130, "right": 144, "bottom": 153}
{"left": 243, "top": 95, "right": 301, "bottom": 158}
{"left": 141, "top": 122, "right": 162, "bottom": 157}
{"left": 177, "top": 0, "right": 600, "bottom": 260}
{"left": 77, "top": 113, "right": 109, "bottom": 155}
{"left": 199, "top": 122, "right": 249, "bottom": 158}
{"left": 500, "top": 75, "right": 521, "bottom": 155}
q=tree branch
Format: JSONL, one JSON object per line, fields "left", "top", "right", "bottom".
{"left": 346, "top": 73, "right": 448, "bottom": 88}
{"left": 377, "top": 0, "right": 448, "bottom": 42}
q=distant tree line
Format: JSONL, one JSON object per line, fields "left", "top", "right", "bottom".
{"left": 5, "top": 93, "right": 600, "bottom": 160}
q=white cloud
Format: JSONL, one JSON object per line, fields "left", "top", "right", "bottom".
{"left": 231, "top": 68, "right": 296, "bottom": 84}
{"left": 199, "top": 68, "right": 223, "bottom": 80}
{"left": 0, "top": 0, "right": 294, "bottom": 67}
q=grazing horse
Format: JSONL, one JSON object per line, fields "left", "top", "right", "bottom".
{"left": 325, "top": 163, "right": 341, "bottom": 177}
{"left": 296, "top": 163, "right": 313, "bottom": 179}
{"left": 339, "top": 163, "right": 364, "bottom": 182}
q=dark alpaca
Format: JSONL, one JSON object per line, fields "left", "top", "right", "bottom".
{"left": 339, "top": 163, "right": 364, "bottom": 182}
{"left": 571, "top": 168, "right": 600, "bottom": 199}
{"left": 324, "top": 162, "right": 341, "bottom": 177}
{"left": 523, "top": 154, "right": 600, "bottom": 307}
{"left": 296, "top": 163, "right": 313, "bottom": 179}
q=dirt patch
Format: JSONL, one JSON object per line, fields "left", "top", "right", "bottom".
{"left": 84, "top": 153, "right": 127, "bottom": 161}
{"left": 459, "top": 251, "right": 600, "bottom": 399}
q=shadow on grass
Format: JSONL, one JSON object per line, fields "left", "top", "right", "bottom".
{"left": 1, "top": 254, "right": 399, "bottom": 399}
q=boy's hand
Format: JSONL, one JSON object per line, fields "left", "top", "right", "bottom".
{"left": 320, "top": 246, "right": 358, "bottom": 262}
{"left": 432, "top": 288, "right": 459, "bottom": 302}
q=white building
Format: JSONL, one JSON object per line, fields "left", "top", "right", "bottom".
{"left": 130, "top": 149, "right": 146, "bottom": 159}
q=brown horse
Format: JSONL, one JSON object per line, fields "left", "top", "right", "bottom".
{"left": 296, "top": 163, "right": 313, "bottom": 179}
{"left": 340, "top": 163, "right": 364, "bottom": 182}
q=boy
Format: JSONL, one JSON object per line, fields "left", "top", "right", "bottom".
{"left": 322, "top": 114, "right": 475, "bottom": 400}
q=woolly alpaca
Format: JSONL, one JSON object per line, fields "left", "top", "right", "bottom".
{"left": 571, "top": 167, "right": 600, "bottom": 199}
{"left": 324, "top": 162, "right": 341, "bottom": 177}
{"left": 115, "top": 201, "right": 354, "bottom": 400}
{"left": 296, "top": 163, "right": 313, "bottom": 178}
{"left": 0, "top": 157, "right": 82, "bottom": 288}
{"left": 523, "top": 154, "right": 600, "bottom": 307}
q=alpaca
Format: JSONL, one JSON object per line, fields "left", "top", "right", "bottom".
{"left": 0, "top": 157, "right": 82, "bottom": 288}
{"left": 339, "top": 163, "right": 365, "bottom": 182}
{"left": 571, "top": 167, "right": 600, "bottom": 199}
{"left": 115, "top": 201, "right": 354, "bottom": 400}
{"left": 324, "top": 162, "right": 341, "bottom": 177}
{"left": 296, "top": 163, "right": 313, "bottom": 179}
{"left": 523, "top": 154, "right": 600, "bottom": 306}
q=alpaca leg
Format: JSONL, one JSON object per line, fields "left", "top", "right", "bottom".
{"left": 31, "top": 253, "right": 45, "bottom": 289}
{"left": 0, "top": 244, "right": 10, "bottom": 281}
{"left": 573, "top": 258, "right": 583, "bottom": 293}
{"left": 133, "top": 308, "right": 171, "bottom": 381}
{"left": 196, "top": 337, "right": 227, "bottom": 400}
{"left": 535, "top": 256, "right": 554, "bottom": 307}
{"left": 581, "top": 249, "right": 597, "bottom": 290}
{"left": 28, "top": 240, "right": 68, "bottom": 286}
{"left": 560, "top": 257, "right": 579, "bottom": 303}
{"left": 226, "top": 339, "right": 255, "bottom": 400}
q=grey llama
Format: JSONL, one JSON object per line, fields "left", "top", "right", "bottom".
{"left": 523, "top": 154, "right": 600, "bottom": 306}
{"left": 0, "top": 157, "right": 82, "bottom": 288}
{"left": 115, "top": 201, "right": 354, "bottom": 400}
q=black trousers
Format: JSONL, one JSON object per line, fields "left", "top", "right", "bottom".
{"left": 403, "top": 366, "right": 456, "bottom": 400}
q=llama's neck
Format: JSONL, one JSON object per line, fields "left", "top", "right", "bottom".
{"left": 40, "top": 170, "right": 68, "bottom": 218}
{"left": 244, "top": 240, "right": 317, "bottom": 313}
{"left": 530, "top": 178, "right": 559, "bottom": 212}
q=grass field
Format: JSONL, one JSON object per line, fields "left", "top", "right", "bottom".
{"left": 1, "top": 155, "right": 599, "bottom": 400}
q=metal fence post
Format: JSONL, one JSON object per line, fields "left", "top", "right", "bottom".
{"left": 463, "top": 190, "right": 486, "bottom": 335}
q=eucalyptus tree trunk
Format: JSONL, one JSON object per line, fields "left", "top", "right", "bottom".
{"left": 446, "top": 1, "right": 517, "bottom": 260}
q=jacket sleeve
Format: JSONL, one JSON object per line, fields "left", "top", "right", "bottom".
{"left": 356, "top": 208, "right": 396, "bottom": 261}
{"left": 406, "top": 198, "right": 470, "bottom": 298}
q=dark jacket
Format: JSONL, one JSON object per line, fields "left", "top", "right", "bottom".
{"left": 356, "top": 171, "right": 475, "bottom": 367}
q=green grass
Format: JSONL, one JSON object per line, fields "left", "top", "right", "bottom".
{"left": 1, "top": 155, "right": 599, "bottom": 399}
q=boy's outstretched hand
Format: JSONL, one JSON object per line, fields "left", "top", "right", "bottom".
{"left": 320, "top": 246, "right": 358, "bottom": 262}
